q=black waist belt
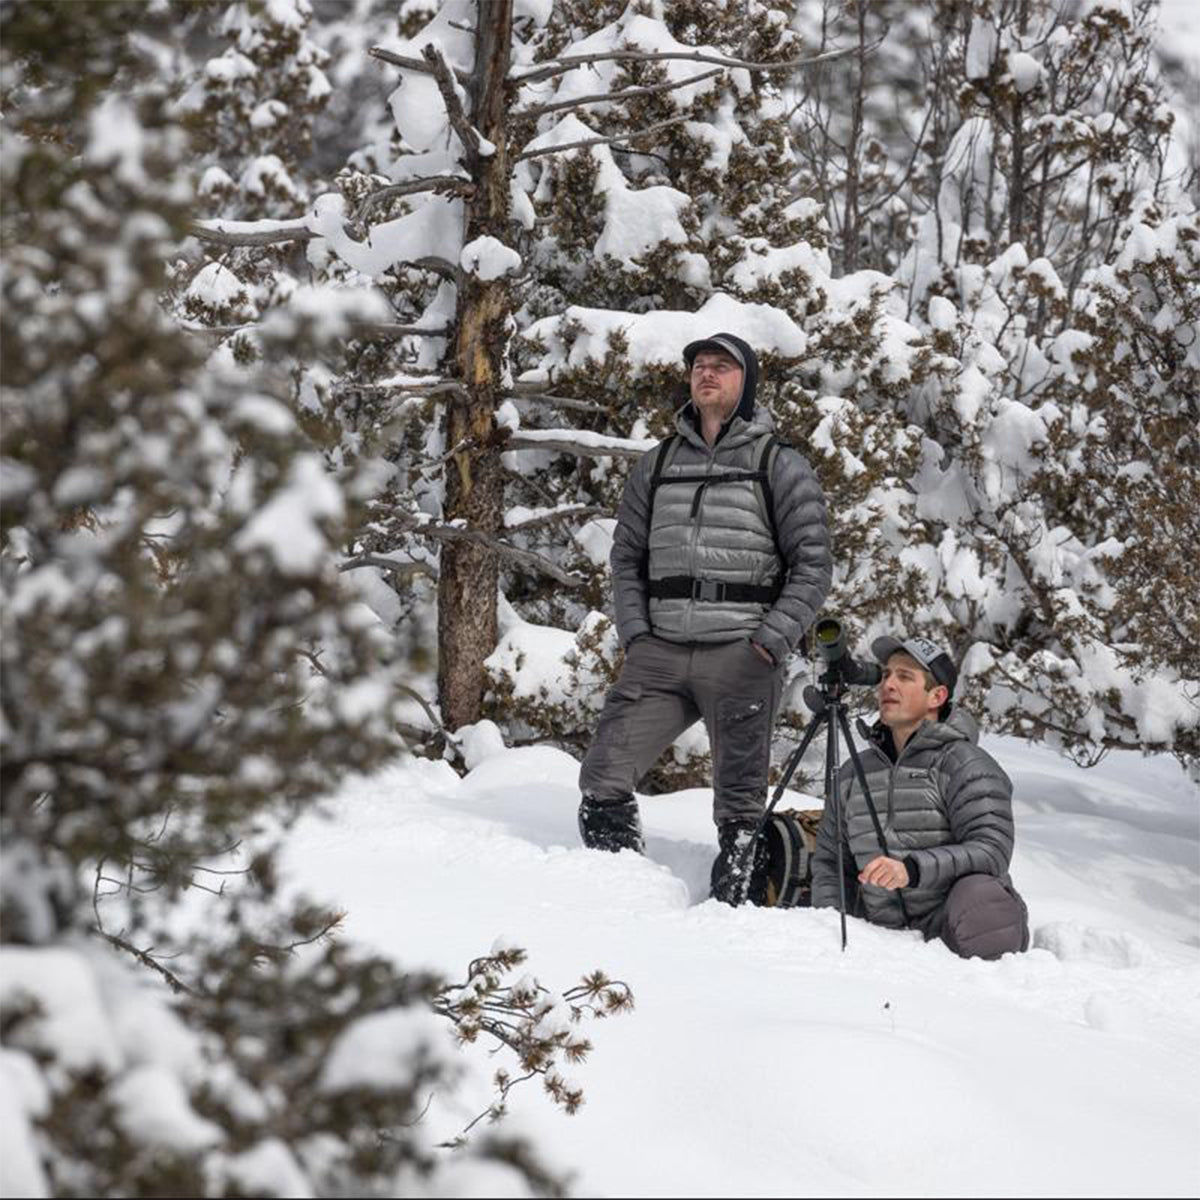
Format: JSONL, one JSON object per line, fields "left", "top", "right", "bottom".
{"left": 647, "top": 576, "right": 782, "bottom": 603}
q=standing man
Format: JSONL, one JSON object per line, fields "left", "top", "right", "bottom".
{"left": 578, "top": 332, "right": 832, "bottom": 904}
{"left": 811, "top": 634, "right": 1030, "bottom": 959}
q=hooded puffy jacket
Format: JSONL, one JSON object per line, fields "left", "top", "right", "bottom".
{"left": 810, "top": 709, "right": 1017, "bottom": 933}
{"left": 609, "top": 338, "right": 832, "bottom": 664}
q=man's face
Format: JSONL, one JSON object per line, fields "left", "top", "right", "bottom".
{"left": 877, "top": 653, "right": 947, "bottom": 730}
{"left": 689, "top": 351, "right": 744, "bottom": 423}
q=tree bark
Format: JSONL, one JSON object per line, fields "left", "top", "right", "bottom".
{"left": 437, "top": 0, "right": 513, "bottom": 731}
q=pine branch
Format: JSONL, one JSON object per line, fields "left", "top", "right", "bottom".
{"left": 514, "top": 115, "right": 691, "bottom": 162}
{"left": 512, "top": 68, "right": 723, "bottom": 120}
{"left": 93, "top": 929, "right": 200, "bottom": 996}
{"left": 511, "top": 40, "right": 870, "bottom": 86}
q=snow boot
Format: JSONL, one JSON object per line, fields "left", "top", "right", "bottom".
{"left": 578, "top": 793, "right": 644, "bottom": 854}
{"left": 710, "top": 819, "right": 768, "bottom": 906}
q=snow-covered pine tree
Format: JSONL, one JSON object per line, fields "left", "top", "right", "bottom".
{"left": 202, "top": 0, "right": 864, "bottom": 746}
{"left": 1, "top": 6, "right": 619, "bottom": 1192}
{"left": 786, "top": 0, "right": 1199, "bottom": 764}
{"left": 491, "top": 0, "right": 939, "bottom": 783}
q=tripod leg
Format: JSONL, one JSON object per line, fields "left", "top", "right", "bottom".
{"left": 827, "top": 715, "right": 848, "bottom": 951}
{"left": 835, "top": 707, "right": 911, "bottom": 928}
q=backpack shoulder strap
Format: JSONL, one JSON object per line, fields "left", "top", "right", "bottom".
{"left": 649, "top": 434, "right": 677, "bottom": 496}
{"left": 755, "top": 433, "right": 788, "bottom": 565}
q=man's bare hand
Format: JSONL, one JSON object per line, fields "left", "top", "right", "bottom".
{"left": 859, "top": 855, "right": 909, "bottom": 890}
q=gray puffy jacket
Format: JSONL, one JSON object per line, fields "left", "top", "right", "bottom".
{"left": 609, "top": 404, "right": 832, "bottom": 664}
{"left": 810, "top": 709, "right": 1016, "bottom": 933}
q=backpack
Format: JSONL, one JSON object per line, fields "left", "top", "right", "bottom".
{"left": 759, "top": 808, "right": 823, "bottom": 908}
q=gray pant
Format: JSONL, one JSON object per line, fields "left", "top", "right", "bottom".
{"left": 579, "top": 636, "right": 784, "bottom": 824}
{"left": 936, "top": 874, "right": 1030, "bottom": 960}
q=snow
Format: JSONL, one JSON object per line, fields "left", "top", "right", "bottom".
{"left": 0, "top": 1050, "right": 50, "bottom": 1198}
{"left": 109, "top": 1064, "right": 223, "bottom": 1152}
{"left": 460, "top": 235, "right": 522, "bottom": 281}
{"left": 272, "top": 711, "right": 1200, "bottom": 1198}
{"left": 219, "top": 1139, "right": 312, "bottom": 1200}
{"left": 521, "top": 114, "right": 692, "bottom": 265}
{"left": 965, "top": 19, "right": 998, "bottom": 81}
{"left": 0, "top": 947, "right": 124, "bottom": 1078}
{"left": 523, "top": 292, "right": 808, "bottom": 376}
{"left": 1008, "top": 51, "right": 1043, "bottom": 94}
{"left": 308, "top": 191, "right": 463, "bottom": 279}
{"left": 319, "top": 1007, "right": 456, "bottom": 1093}
{"left": 233, "top": 453, "right": 344, "bottom": 575}
{"left": 186, "top": 262, "right": 247, "bottom": 310}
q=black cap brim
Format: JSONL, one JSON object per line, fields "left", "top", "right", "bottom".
{"left": 683, "top": 336, "right": 746, "bottom": 369}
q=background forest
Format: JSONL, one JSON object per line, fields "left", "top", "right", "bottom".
{"left": 2, "top": 0, "right": 1197, "bottom": 1195}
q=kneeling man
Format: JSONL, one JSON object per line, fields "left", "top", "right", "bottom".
{"left": 811, "top": 634, "right": 1029, "bottom": 959}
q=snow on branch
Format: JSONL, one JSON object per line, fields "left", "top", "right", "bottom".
{"left": 514, "top": 115, "right": 690, "bottom": 163}
{"left": 510, "top": 40, "right": 868, "bottom": 86}
{"left": 512, "top": 68, "right": 724, "bottom": 120}
{"left": 506, "top": 429, "right": 657, "bottom": 460}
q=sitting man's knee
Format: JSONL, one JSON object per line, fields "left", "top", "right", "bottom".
{"left": 940, "top": 874, "right": 1029, "bottom": 961}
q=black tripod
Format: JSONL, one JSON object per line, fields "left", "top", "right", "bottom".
{"left": 736, "top": 618, "right": 910, "bottom": 948}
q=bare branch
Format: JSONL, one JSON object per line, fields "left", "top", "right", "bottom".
{"left": 513, "top": 68, "right": 723, "bottom": 120}
{"left": 423, "top": 43, "right": 483, "bottom": 167}
{"left": 354, "top": 322, "right": 455, "bottom": 338}
{"left": 353, "top": 175, "right": 475, "bottom": 226}
{"left": 92, "top": 928, "right": 198, "bottom": 997}
{"left": 395, "top": 683, "right": 454, "bottom": 743}
{"left": 190, "top": 221, "right": 315, "bottom": 247}
{"left": 340, "top": 555, "right": 437, "bottom": 585}
{"left": 401, "top": 519, "right": 585, "bottom": 586}
{"left": 512, "top": 392, "right": 610, "bottom": 415}
{"left": 515, "top": 115, "right": 691, "bottom": 163}
{"left": 410, "top": 255, "right": 462, "bottom": 282}
{"left": 370, "top": 45, "right": 473, "bottom": 85}
{"left": 506, "top": 431, "right": 654, "bottom": 460}
{"left": 512, "top": 40, "right": 869, "bottom": 86}
{"left": 347, "top": 379, "right": 466, "bottom": 396}
{"left": 506, "top": 505, "right": 608, "bottom": 532}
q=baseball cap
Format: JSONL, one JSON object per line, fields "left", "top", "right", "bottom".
{"left": 682, "top": 334, "right": 746, "bottom": 369}
{"left": 871, "top": 634, "right": 958, "bottom": 695}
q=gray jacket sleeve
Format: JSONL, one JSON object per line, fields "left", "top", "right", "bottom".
{"left": 608, "top": 450, "right": 656, "bottom": 649}
{"left": 809, "top": 788, "right": 855, "bottom": 910}
{"left": 905, "top": 744, "right": 1015, "bottom": 889}
{"left": 752, "top": 446, "right": 833, "bottom": 664}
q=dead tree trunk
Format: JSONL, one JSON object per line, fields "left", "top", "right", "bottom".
{"left": 437, "top": 0, "right": 513, "bottom": 731}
